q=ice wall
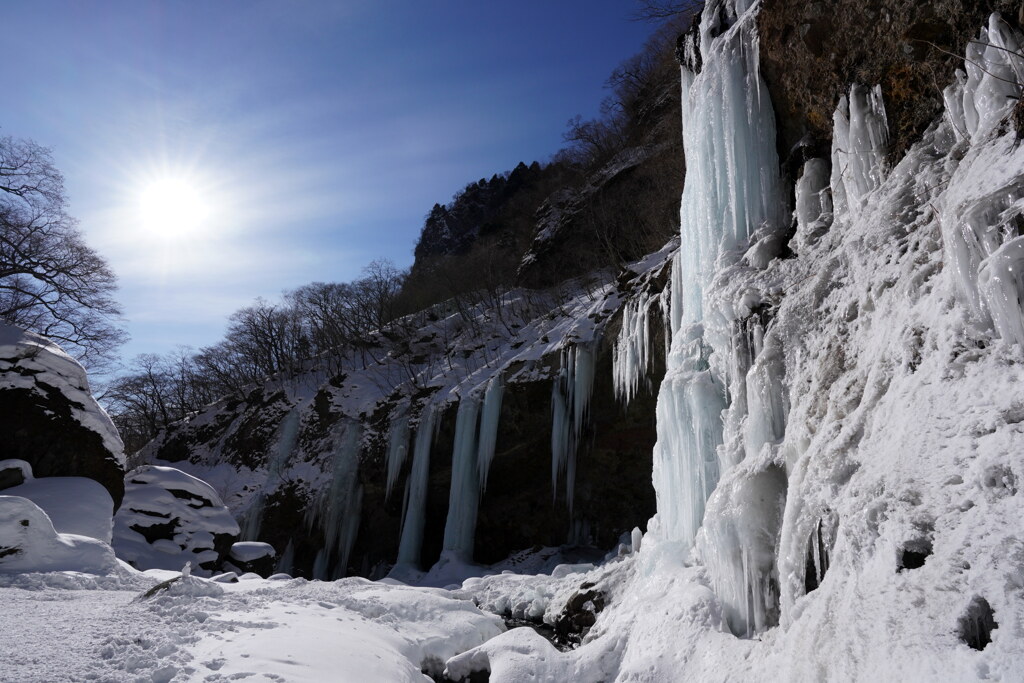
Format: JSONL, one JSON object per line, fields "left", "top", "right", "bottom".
{"left": 651, "top": 0, "right": 783, "bottom": 549}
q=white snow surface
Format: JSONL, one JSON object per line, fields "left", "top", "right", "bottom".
{"left": 0, "top": 322, "right": 124, "bottom": 463}
{"left": 0, "top": 567, "right": 505, "bottom": 683}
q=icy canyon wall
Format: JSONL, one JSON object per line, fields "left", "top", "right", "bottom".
{"left": 139, "top": 254, "right": 672, "bottom": 579}
{"left": 607, "top": 0, "right": 1024, "bottom": 676}
{"left": 443, "top": 2, "right": 1024, "bottom": 680}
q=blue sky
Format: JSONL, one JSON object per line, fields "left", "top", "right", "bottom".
{"left": 2, "top": 1, "right": 656, "bottom": 366}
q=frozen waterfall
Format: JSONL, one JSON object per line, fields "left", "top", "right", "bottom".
{"left": 651, "top": 0, "right": 782, "bottom": 549}
{"left": 551, "top": 343, "right": 596, "bottom": 514}
{"left": 309, "top": 420, "right": 363, "bottom": 580}
{"left": 395, "top": 403, "right": 439, "bottom": 567}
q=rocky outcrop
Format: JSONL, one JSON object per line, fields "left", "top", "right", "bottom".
{"left": 0, "top": 324, "right": 125, "bottom": 507}
{"left": 759, "top": 0, "right": 1020, "bottom": 165}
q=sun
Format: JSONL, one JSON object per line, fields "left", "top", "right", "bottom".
{"left": 138, "top": 176, "right": 211, "bottom": 238}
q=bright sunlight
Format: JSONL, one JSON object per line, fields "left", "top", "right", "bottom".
{"left": 137, "top": 176, "right": 211, "bottom": 239}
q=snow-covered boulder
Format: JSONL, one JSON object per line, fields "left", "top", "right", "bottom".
{"left": 0, "top": 459, "right": 32, "bottom": 491}
{"left": 226, "top": 541, "right": 277, "bottom": 577}
{"left": 5, "top": 473, "right": 115, "bottom": 543}
{"left": 0, "top": 324, "right": 125, "bottom": 506}
{"left": 113, "top": 466, "right": 240, "bottom": 574}
{"left": 0, "top": 495, "right": 119, "bottom": 574}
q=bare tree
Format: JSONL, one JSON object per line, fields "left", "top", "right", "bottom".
{"left": 632, "top": 0, "right": 703, "bottom": 22}
{"left": 0, "top": 136, "right": 125, "bottom": 368}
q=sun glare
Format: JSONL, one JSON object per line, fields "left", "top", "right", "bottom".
{"left": 138, "top": 177, "right": 211, "bottom": 238}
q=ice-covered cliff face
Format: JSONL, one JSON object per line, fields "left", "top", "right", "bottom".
{"left": 141, "top": 249, "right": 671, "bottom": 580}
{"left": 448, "top": 3, "right": 1024, "bottom": 679}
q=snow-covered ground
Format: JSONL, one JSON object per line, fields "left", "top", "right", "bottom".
{"left": 0, "top": 569, "right": 503, "bottom": 683}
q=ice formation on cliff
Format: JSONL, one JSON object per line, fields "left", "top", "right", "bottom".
{"left": 652, "top": 0, "right": 782, "bottom": 553}
{"left": 396, "top": 403, "right": 439, "bottom": 567}
{"left": 309, "top": 421, "right": 362, "bottom": 579}
{"left": 551, "top": 343, "right": 597, "bottom": 513}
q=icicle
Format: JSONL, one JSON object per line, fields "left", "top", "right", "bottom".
{"left": 241, "top": 404, "right": 301, "bottom": 540}
{"left": 308, "top": 420, "right": 362, "bottom": 579}
{"left": 959, "top": 14, "right": 1024, "bottom": 142}
{"left": 441, "top": 394, "right": 481, "bottom": 561}
{"left": 831, "top": 84, "right": 888, "bottom": 215}
{"left": 274, "top": 539, "right": 295, "bottom": 576}
{"left": 940, "top": 16, "right": 1024, "bottom": 341}
{"left": 614, "top": 291, "right": 654, "bottom": 405}
{"left": 669, "top": 249, "right": 685, "bottom": 339}
{"left": 696, "top": 464, "right": 787, "bottom": 637}
{"left": 792, "top": 158, "right": 833, "bottom": 253}
{"left": 743, "top": 335, "right": 787, "bottom": 460}
{"left": 550, "top": 343, "right": 597, "bottom": 514}
{"left": 477, "top": 374, "right": 505, "bottom": 491}
{"left": 396, "top": 403, "right": 438, "bottom": 567}
{"left": 385, "top": 408, "right": 410, "bottom": 500}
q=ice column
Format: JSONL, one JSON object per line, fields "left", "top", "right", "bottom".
{"left": 979, "top": 237, "right": 1024, "bottom": 346}
{"left": 830, "top": 84, "right": 888, "bottom": 215}
{"left": 652, "top": 0, "right": 782, "bottom": 547}
{"left": 792, "top": 158, "right": 833, "bottom": 253}
{"left": 385, "top": 409, "right": 410, "bottom": 500}
{"left": 310, "top": 420, "right": 363, "bottom": 580}
{"left": 940, "top": 15, "right": 1024, "bottom": 343}
{"left": 743, "top": 335, "right": 788, "bottom": 460}
{"left": 241, "top": 404, "right": 301, "bottom": 540}
{"left": 944, "top": 14, "right": 1024, "bottom": 144}
{"left": 441, "top": 394, "right": 481, "bottom": 561}
{"left": 477, "top": 374, "right": 505, "bottom": 492}
{"left": 396, "top": 403, "right": 438, "bottom": 567}
{"left": 614, "top": 290, "right": 655, "bottom": 405}
{"left": 551, "top": 343, "right": 596, "bottom": 513}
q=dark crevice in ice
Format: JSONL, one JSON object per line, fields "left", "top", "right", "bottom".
{"left": 958, "top": 597, "right": 997, "bottom": 651}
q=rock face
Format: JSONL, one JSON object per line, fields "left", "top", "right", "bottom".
{"left": 112, "top": 465, "right": 240, "bottom": 574}
{"left": 0, "top": 324, "right": 125, "bottom": 507}
{"left": 758, "top": 0, "right": 1020, "bottom": 165}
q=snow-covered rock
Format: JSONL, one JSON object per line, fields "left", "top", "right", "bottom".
{"left": 226, "top": 541, "right": 277, "bottom": 577}
{"left": 0, "top": 323, "right": 125, "bottom": 505}
{"left": 5, "top": 476, "right": 114, "bottom": 543}
{"left": 0, "top": 459, "right": 32, "bottom": 490}
{"left": 0, "top": 495, "right": 120, "bottom": 575}
{"left": 113, "top": 466, "right": 240, "bottom": 574}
